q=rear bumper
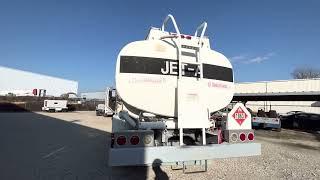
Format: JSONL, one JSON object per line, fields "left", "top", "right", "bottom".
{"left": 252, "top": 122, "right": 281, "bottom": 129}
{"left": 109, "top": 143, "right": 261, "bottom": 166}
{"left": 41, "top": 107, "right": 66, "bottom": 112}
{"left": 96, "top": 110, "right": 104, "bottom": 115}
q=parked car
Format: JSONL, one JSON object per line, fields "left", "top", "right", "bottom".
{"left": 281, "top": 112, "right": 320, "bottom": 130}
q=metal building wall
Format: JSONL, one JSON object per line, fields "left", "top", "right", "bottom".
{"left": 245, "top": 101, "right": 320, "bottom": 115}
{"left": 0, "top": 66, "right": 78, "bottom": 97}
{"left": 80, "top": 91, "right": 105, "bottom": 100}
{"left": 236, "top": 79, "right": 320, "bottom": 93}
{"left": 235, "top": 79, "right": 320, "bottom": 114}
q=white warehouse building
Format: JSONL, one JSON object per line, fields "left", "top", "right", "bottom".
{"left": 235, "top": 79, "right": 320, "bottom": 114}
{"left": 0, "top": 66, "right": 78, "bottom": 97}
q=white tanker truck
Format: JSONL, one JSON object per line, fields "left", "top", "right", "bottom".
{"left": 109, "top": 15, "right": 261, "bottom": 169}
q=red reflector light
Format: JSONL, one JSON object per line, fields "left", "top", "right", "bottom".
{"left": 248, "top": 133, "right": 254, "bottom": 141}
{"left": 32, "top": 89, "right": 38, "bottom": 96}
{"left": 186, "top": 35, "right": 192, "bottom": 40}
{"left": 117, "top": 136, "right": 126, "bottom": 145}
{"left": 239, "top": 133, "right": 246, "bottom": 141}
{"left": 180, "top": 35, "right": 185, "bottom": 39}
{"left": 130, "top": 135, "right": 140, "bottom": 145}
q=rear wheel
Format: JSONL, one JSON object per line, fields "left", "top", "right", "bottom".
{"left": 268, "top": 110, "right": 277, "bottom": 118}
{"left": 293, "top": 120, "right": 299, "bottom": 128}
{"left": 276, "top": 120, "right": 281, "bottom": 132}
{"left": 275, "top": 127, "right": 281, "bottom": 132}
{"left": 183, "top": 136, "right": 196, "bottom": 145}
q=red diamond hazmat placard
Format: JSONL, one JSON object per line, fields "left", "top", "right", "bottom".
{"left": 227, "top": 103, "right": 251, "bottom": 130}
{"left": 232, "top": 106, "right": 248, "bottom": 126}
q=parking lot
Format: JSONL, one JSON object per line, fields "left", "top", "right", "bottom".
{"left": 0, "top": 111, "right": 319, "bottom": 180}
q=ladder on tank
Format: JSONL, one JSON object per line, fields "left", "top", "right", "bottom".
{"left": 161, "top": 14, "right": 209, "bottom": 173}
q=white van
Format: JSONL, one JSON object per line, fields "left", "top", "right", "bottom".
{"left": 42, "top": 100, "right": 68, "bottom": 112}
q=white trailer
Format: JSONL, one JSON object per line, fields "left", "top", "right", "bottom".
{"left": 42, "top": 100, "right": 68, "bottom": 112}
{"left": 95, "top": 88, "right": 116, "bottom": 116}
{"left": 109, "top": 15, "right": 260, "bottom": 170}
{"left": 95, "top": 104, "right": 105, "bottom": 116}
{"left": 104, "top": 87, "right": 115, "bottom": 116}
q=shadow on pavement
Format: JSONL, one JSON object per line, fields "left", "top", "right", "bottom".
{"left": 0, "top": 110, "right": 151, "bottom": 180}
{"left": 255, "top": 129, "right": 320, "bottom": 142}
{"left": 256, "top": 131, "right": 320, "bottom": 151}
{"left": 266, "top": 138, "right": 320, "bottom": 151}
{"left": 152, "top": 159, "right": 169, "bottom": 180}
{"left": 279, "top": 141, "right": 320, "bottom": 151}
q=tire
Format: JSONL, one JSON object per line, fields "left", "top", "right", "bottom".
{"left": 293, "top": 121, "right": 299, "bottom": 128}
{"left": 257, "top": 110, "right": 267, "bottom": 117}
{"left": 269, "top": 110, "right": 277, "bottom": 118}
{"left": 275, "top": 128, "right": 281, "bottom": 132}
{"left": 183, "top": 136, "right": 196, "bottom": 145}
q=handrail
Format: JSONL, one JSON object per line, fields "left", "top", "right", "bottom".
{"left": 194, "top": 22, "right": 207, "bottom": 38}
{"left": 161, "top": 14, "right": 181, "bottom": 36}
{"left": 159, "top": 35, "right": 178, "bottom": 40}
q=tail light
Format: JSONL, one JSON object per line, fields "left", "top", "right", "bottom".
{"left": 178, "top": 34, "right": 192, "bottom": 40}
{"left": 239, "top": 133, "right": 246, "bottom": 142}
{"left": 130, "top": 136, "right": 140, "bottom": 145}
{"left": 32, "top": 89, "right": 38, "bottom": 96}
{"left": 248, "top": 133, "right": 254, "bottom": 141}
{"left": 117, "top": 135, "right": 126, "bottom": 145}
{"left": 230, "top": 133, "right": 238, "bottom": 142}
{"left": 143, "top": 135, "right": 152, "bottom": 144}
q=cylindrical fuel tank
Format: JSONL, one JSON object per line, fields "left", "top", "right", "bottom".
{"left": 116, "top": 39, "right": 234, "bottom": 117}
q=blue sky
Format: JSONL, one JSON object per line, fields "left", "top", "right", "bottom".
{"left": 0, "top": 0, "right": 320, "bottom": 92}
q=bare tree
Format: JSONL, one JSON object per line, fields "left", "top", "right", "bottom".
{"left": 291, "top": 67, "right": 320, "bottom": 79}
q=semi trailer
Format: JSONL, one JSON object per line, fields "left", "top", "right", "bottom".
{"left": 95, "top": 88, "right": 116, "bottom": 116}
{"left": 109, "top": 15, "right": 261, "bottom": 169}
{"left": 103, "top": 87, "right": 116, "bottom": 117}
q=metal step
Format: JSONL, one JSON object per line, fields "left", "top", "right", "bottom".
{"left": 171, "top": 160, "right": 208, "bottom": 174}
